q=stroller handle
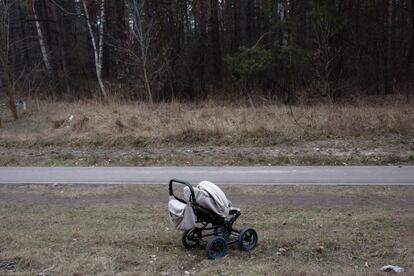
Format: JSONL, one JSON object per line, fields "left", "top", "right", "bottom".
{"left": 169, "top": 179, "right": 196, "bottom": 204}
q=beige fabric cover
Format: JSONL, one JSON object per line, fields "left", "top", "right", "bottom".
{"left": 198, "top": 181, "right": 231, "bottom": 217}
{"left": 184, "top": 181, "right": 231, "bottom": 218}
{"left": 168, "top": 196, "right": 196, "bottom": 230}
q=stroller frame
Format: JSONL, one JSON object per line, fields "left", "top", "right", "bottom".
{"left": 169, "top": 179, "right": 258, "bottom": 259}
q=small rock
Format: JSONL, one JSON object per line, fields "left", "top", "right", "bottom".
{"left": 276, "top": 247, "right": 287, "bottom": 256}
{"left": 184, "top": 271, "right": 191, "bottom": 276}
{"left": 364, "top": 262, "right": 370, "bottom": 267}
{"left": 315, "top": 246, "right": 324, "bottom": 254}
{"left": 380, "top": 265, "right": 404, "bottom": 273}
{"left": 370, "top": 251, "right": 379, "bottom": 257}
{"left": 160, "top": 272, "right": 169, "bottom": 276}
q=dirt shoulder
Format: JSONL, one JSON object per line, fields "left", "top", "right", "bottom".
{"left": 1, "top": 136, "right": 413, "bottom": 166}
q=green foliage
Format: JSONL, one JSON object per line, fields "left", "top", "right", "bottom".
{"left": 273, "top": 44, "right": 309, "bottom": 67}
{"left": 225, "top": 47, "right": 272, "bottom": 79}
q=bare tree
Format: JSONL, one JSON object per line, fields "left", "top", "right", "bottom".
{"left": 28, "top": 0, "right": 62, "bottom": 95}
{"left": 384, "top": 0, "right": 393, "bottom": 95}
{"left": 280, "top": 0, "right": 296, "bottom": 104}
{"left": 30, "top": 0, "right": 51, "bottom": 72}
{"left": 311, "top": 11, "right": 342, "bottom": 100}
{"left": 130, "top": 0, "right": 155, "bottom": 103}
{"left": 81, "top": 0, "right": 108, "bottom": 99}
{"left": 405, "top": 0, "right": 414, "bottom": 102}
{"left": 0, "top": 0, "right": 18, "bottom": 120}
{"left": 208, "top": 0, "right": 223, "bottom": 87}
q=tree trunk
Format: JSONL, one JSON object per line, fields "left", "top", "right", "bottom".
{"left": 133, "top": 0, "right": 154, "bottom": 103}
{"left": 16, "top": 0, "right": 30, "bottom": 64}
{"left": 405, "top": 0, "right": 414, "bottom": 102}
{"left": 282, "top": 0, "right": 296, "bottom": 104}
{"left": 2, "top": 52, "right": 18, "bottom": 120}
{"left": 142, "top": 60, "right": 153, "bottom": 103}
{"left": 384, "top": 0, "right": 393, "bottom": 95}
{"left": 246, "top": 0, "right": 254, "bottom": 46}
{"left": 58, "top": 11, "right": 70, "bottom": 94}
{"left": 208, "top": 0, "right": 223, "bottom": 87}
{"left": 233, "top": 0, "right": 239, "bottom": 49}
{"left": 82, "top": 0, "right": 108, "bottom": 99}
{"left": 239, "top": 0, "right": 247, "bottom": 46}
{"left": 193, "top": 0, "right": 209, "bottom": 95}
{"left": 0, "top": 0, "right": 18, "bottom": 120}
{"left": 31, "top": 0, "right": 51, "bottom": 72}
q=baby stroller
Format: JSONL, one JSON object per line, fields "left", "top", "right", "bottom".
{"left": 168, "top": 179, "right": 258, "bottom": 259}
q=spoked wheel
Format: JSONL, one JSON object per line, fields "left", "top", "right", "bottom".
{"left": 238, "top": 227, "right": 258, "bottom": 251}
{"left": 206, "top": 237, "right": 227, "bottom": 260}
{"left": 182, "top": 228, "right": 202, "bottom": 248}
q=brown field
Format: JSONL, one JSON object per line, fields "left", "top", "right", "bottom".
{"left": 0, "top": 184, "right": 413, "bottom": 275}
{"left": 0, "top": 100, "right": 413, "bottom": 166}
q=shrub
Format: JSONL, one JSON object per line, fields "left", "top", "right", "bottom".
{"left": 225, "top": 47, "right": 272, "bottom": 79}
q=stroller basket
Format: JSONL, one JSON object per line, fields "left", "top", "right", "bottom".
{"left": 168, "top": 179, "right": 258, "bottom": 260}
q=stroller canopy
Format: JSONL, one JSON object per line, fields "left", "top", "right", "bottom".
{"left": 185, "top": 181, "right": 231, "bottom": 217}
{"left": 168, "top": 180, "right": 233, "bottom": 230}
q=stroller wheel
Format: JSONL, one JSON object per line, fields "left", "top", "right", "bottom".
{"left": 182, "top": 228, "right": 202, "bottom": 248}
{"left": 206, "top": 237, "right": 227, "bottom": 260}
{"left": 239, "top": 227, "right": 258, "bottom": 252}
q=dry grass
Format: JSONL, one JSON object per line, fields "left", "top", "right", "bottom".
{"left": 1, "top": 185, "right": 414, "bottom": 275}
{"left": 1, "top": 99, "right": 412, "bottom": 166}
{"left": 0, "top": 100, "right": 413, "bottom": 147}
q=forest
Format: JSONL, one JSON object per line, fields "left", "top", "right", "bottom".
{"left": 0, "top": 0, "right": 413, "bottom": 116}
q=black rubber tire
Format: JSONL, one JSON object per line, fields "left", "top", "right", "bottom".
{"left": 206, "top": 237, "right": 227, "bottom": 260}
{"left": 182, "top": 228, "right": 202, "bottom": 248}
{"left": 238, "top": 227, "right": 258, "bottom": 251}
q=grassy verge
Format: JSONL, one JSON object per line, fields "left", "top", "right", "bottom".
{"left": 1, "top": 101, "right": 413, "bottom": 148}
{"left": 1, "top": 185, "right": 413, "bottom": 275}
{"left": 0, "top": 100, "right": 413, "bottom": 166}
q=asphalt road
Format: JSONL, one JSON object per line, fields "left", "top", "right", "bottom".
{"left": 0, "top": 166, "right": 413, "bottom": 185}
